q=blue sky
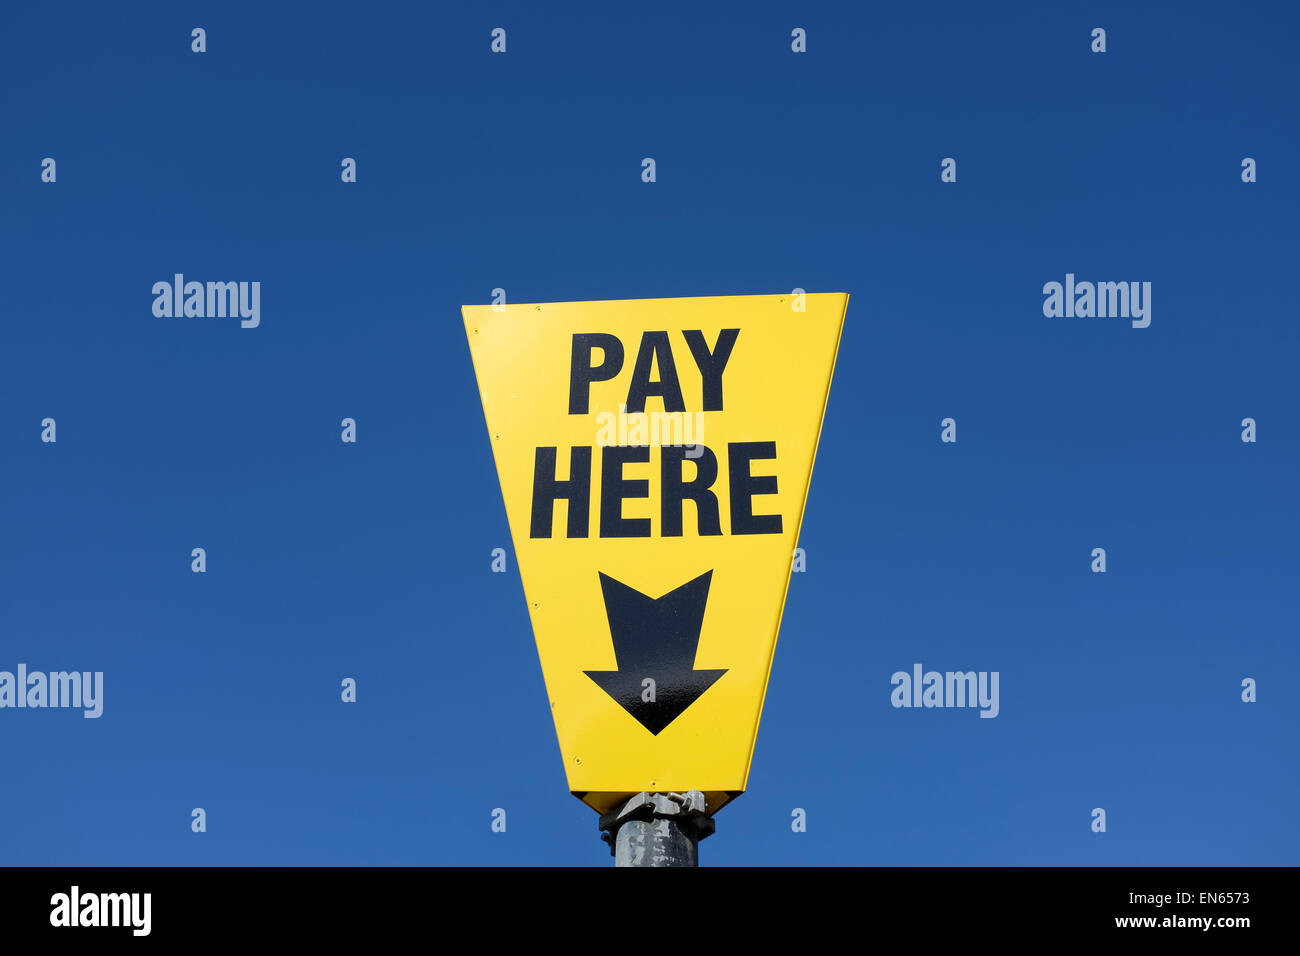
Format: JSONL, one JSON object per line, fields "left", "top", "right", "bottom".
{"left": 1, "top": 0, "right": 1296, "bottom": 865}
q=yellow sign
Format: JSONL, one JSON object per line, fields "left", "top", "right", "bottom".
{"left": 463, "top": 293, "right": 847, "bottom": 814}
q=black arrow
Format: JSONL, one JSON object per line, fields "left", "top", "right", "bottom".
{"left": 584, "top": 570, "right": 726, "bottom": 735}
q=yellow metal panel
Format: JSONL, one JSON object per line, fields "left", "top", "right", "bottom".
{"left": 463, "top": 293, "right": 847, "bottom": 814}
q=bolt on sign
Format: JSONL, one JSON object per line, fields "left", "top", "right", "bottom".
{"left": 463, "top": 293, "right": 848, "bottom": 814}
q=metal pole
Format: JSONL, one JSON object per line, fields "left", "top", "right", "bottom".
{"left": 598, "top": 790, "right": 714, "bottom": 867}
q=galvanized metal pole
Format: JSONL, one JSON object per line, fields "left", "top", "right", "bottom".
{"left": 598, "top": 790, "right": 714, "bottom": 867}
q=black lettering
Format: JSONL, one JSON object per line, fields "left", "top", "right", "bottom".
{"left": 600, "top": 446, "right": 652, "bottom": 537}
{"left": 625, "top": 331, "right": 685, "bottom": 414}
{"left": 569, "top": 334, "right": 624, "bottom": 415}
{"left": 728, "top": 441, "right": 782, "bottom": 535}
{"left": 530, "top": 446, "right": 591, "bottom": 538}
{"left": 682, "top": 329, "right": 739, "bottom": 412}
{"left": 661, "top": 446, "right": 721, "bottom": 536}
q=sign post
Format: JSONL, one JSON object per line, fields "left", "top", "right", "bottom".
{"left": 599, "top": 790, "right": 713, "bottom": 867}
{"left": 463, "top": 292, "right": 847, "bottom": 863}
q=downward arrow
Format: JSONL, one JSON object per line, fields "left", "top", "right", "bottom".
{"left": 584, "top": 570, "right": 726, "bottom": 735}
